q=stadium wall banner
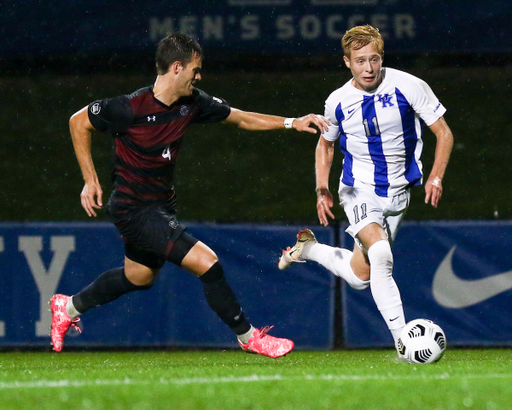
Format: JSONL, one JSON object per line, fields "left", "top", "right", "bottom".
{"left": 343, "top": 221, "right": 512, "bottom": 348}
{"left": 2, "top": 221, "right": 512, "bottom": 349}
{"left": 0, "top": 222, "right": 335, "bottom": 349}
{"left": 2, "top": 1, "right": 511, "bottom": 58}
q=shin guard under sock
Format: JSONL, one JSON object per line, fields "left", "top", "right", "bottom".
{"left": 367, "top": 240, "right": 405, "bottom": 342}
{"left": 72, "top": 267, "right": 152, "bottom": 314}
{"left": 199, "top": 262, "right": 251, "bottom": 335}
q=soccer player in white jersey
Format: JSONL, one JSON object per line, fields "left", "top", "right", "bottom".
{"left": 278, "top": 25, "right": 454, "bottom": 352}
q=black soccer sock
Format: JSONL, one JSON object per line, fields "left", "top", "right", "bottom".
{"left": 72, "top": 267, "right": 153, "bottom": 314}
{"left": 199, "top": 262, "right": 251, "bottom": 335}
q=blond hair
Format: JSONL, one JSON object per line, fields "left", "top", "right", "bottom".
{"left": 342, "top": 25, "right": 384, "bottom": 59}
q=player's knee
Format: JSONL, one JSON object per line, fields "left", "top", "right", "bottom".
{"left": 367, "top": 240, "right": 393, "bottom": 272}
{"left": 125, "top": 265, "right": 158, "bottom": 288}
{"left": 181, "top": 241, "right": 219, "bottom": 276}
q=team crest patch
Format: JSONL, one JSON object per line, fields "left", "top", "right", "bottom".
{"left": 180, "top": 105, "right": 190, "bottom": 116}
{"left": 90, "top": 103, "right": 101, "bottom": 115}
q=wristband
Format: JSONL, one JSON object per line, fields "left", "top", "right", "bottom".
{"left": 284, "top": 118, "right": 295, "bottom": 129}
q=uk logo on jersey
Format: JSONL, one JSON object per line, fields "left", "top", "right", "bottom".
{"left": 378, "top": 94, "right": 394, "bottom": 108}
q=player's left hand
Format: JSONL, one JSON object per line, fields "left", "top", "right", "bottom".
{"left": 316, "top": 188, "right": 335, "bottom": 226}
{"left": 80, "top": 181, "right": 103, "bottom": 217}
{"left": 293, "top": 114, "right": 330, "bottom": 134}
{"left": 425, "top": 176, "right": 443, "bottom": 208}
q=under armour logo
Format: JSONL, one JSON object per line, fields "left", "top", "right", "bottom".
{"left": 378, "top": 94, "right": 394, "bottom": 108}
{"left": 180, "top": 105, "right": 190, "bottom": 116}
{"left": 90, "top": 103, "right": 101, "bottom": 115}
{"left": 147, "top": 116, "right": 156, "bottom": 122}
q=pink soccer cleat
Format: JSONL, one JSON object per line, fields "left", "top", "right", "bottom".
{"left": 50, "top": 294, "right": 81, "bottom": 352}
{"left": 238, "top": 326, "right": 294, "bottom": 358}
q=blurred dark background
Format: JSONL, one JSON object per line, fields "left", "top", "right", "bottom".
{"left": 1, "top": 0, "right": 511, "bottom": 224}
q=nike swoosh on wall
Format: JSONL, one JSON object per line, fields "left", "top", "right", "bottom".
{"left": 432, "top": 246, "right": 512, "bottom": 308}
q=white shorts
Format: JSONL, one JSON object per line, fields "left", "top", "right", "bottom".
{"left": 339, "top": 183, "right": 410, "bottom": 247}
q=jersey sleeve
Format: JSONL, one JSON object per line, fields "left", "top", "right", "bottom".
{"left": 88, "top": 96, "right": 133, "bottom": 133}
{"left": 193, "top": 89, "right": 231, "bottom": 123}
{"left": 406, "top": 75, "right": 446, "bottom": 126}
{"left": 322, "top": 95, "right": 341, "bottom": 142}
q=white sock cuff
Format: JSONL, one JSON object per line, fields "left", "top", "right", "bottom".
{"left": 348, "top": 273, "right": 370, "bottom": 290}
{"left": 301, "top": 240, "right": 317, "bottom": 261}
{"left": 237, "top": 325, "right": 255, "bottom": 344}
{"left": 66, "top": 296, "right": 81, "bottom": 320}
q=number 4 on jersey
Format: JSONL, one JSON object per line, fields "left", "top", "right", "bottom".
{"left": 162, "top": 146, "right": 171, "bottom": 160}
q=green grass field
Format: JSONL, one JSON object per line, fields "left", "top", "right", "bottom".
{"left": 0, "top": 349, "right": 510, "bottom": 410}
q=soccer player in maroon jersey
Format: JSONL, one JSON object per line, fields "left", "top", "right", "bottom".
{"left": 50, "top": 32, "right": 329, "bottom": 358}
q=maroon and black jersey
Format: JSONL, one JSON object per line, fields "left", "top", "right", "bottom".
{"left": 88, "top": 87, "right": 231, "bottom": 218}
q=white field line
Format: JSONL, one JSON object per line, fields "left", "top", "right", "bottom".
{"left": 1, "top": 373, "right": 512, "bottom": 390}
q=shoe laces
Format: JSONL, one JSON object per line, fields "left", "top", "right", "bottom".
{"left": 259, "top": 325, "right": 274, "bottom": 338}
{"left": 70, "top": 318, "right": 82, "bottom": 334}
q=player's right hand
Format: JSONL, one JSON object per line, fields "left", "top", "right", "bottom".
{"left": 80, "top": 182, "right": 103, "bottom": 217}
{"left": 316, "top": 188, "right": 335, "bottom": 226}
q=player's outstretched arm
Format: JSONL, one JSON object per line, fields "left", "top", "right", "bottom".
{"left": 224, "top": 108, "right": 330, "bottom": 134}
{"left": 424, "top": 116, "right": 454, "bottom": 208}
{"left": 69, "top": 107, "right": 103, "bottom": 217}
{"left": 315, "top": 136, "right": 336, "bottom": 226}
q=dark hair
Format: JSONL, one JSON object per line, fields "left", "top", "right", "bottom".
{"left": 155, "top": 32, "right": 203, "bottom": 75}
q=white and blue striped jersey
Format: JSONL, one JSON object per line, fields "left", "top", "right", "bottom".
{"left": 323, "top": 67, "right": 446, "bottom": 198}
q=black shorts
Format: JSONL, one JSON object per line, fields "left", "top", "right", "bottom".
{"left": 112, "top": 207, "right": 198, "bottom": 270}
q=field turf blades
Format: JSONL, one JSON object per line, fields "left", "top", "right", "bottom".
{"left": 0, "top": 349, "right": 510, "bottom": 410}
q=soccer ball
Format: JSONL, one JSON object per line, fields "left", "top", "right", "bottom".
{"left": 397, "top": 319, "right": 446, "bottom": 364}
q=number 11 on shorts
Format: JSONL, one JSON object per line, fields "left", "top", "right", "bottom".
{"left": 353, "top": 203, "right": 368, "bottom": 224}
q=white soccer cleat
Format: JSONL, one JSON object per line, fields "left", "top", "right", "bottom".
{"left": 278, "top": 229, "right": 317, "bottom": 270}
